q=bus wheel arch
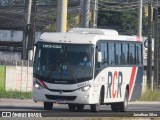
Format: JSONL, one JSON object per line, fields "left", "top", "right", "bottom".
{"left": 126, "top": 84, "right": 129, "bottom": 97}
{"left": 100, "top": 85, "right": 105, "bottom": 104}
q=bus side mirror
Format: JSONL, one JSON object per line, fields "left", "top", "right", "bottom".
{"left": 28, "top": 50, "right": 33, "bottom": 61}
{"left": 97, "top": 51, "right": 102, "bottom": 63}
{"left": 28, "top": 46, "right": 36, "bottom": 61}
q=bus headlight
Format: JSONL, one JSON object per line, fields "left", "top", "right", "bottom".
{"left": 81, "top": 84, "right": 91, "bottom": 92}
{"left": 34, "top": 82, "right": 44, "bottom": 90}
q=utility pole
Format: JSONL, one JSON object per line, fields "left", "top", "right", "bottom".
{"left": 22, "top": 0, "right": 32, "bottom": 60}
{"left": 138, "top": 0, "right": 143, "bottom": 38}
{"left": 56, "top": 0, "right": 68, "bottom": 32}
{"left": 153, "top": 0, "right": 159, "bottom": 90}
{"left": 92, "top": 0, "right": 98, "bottom": 28}
{"left": 28, "top": 0, "right": 37, "bottom": 60}
{"left": 81, "top": 0, "right": 91, "bottom": 28}
{"left": 147, "top": 1, "right": 152, "bottom": 89}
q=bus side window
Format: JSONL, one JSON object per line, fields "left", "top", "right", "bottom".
{"left": 101, "top": 43, "right": 108, "bottom": 65}
{"left": 122, "top": 43, "right": 128, "bottom": 65}
{"left": 129, "top": 44, "right": 135, "bottom": 65}
{"left": 115, "top": 43, "right": 121, "bottom": 65}
{"left": 108, "top": 43, "right": 115, "bottom": 65}
{"left": 136, "top": 44, "right": 142, "bottom": 65}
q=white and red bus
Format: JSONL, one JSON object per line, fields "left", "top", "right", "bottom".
{"left": 33, "top": 28, "right": 143, "bottom": 112}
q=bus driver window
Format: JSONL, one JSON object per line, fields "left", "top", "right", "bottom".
{"left": 79, "top": 54, "right": 91, "bottom": 67}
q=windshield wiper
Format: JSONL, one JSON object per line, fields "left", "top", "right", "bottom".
{"left": 67, "top": 63, "right": 77, "bottom": 83}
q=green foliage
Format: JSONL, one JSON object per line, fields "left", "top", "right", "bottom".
{"left": 0, "top": 0, "right": 25, "bottom": 6}
{"left": 98, "top": 9, "right": 148, "bottom": 36}
{"left": 43, "top": 24, "right": 56, "bottom": 32}
{"left": 67, "top": 14, "right": 80, "bottom": 30}
{"left": 97, "top": 0, "right": 149, "bottom": 36}
{"left": 0, "top": 91, "right": 32, "bottom": 98}
{"left": 36, "top": 11, "right": 80, "bottom": 32}
{"left": 140, "top": 89, "right": 160, "bottom": 101}
{"left": 36, "top": 10, "right": 57, "bottom": 32}
{"left": 99, "top": 0, "right": 113, "bottom": 2}
{"left": 0, "top": 65, "right": 5, "bottom": 92}
{"left": 37, "top": 0, "right": 57, "bottom": 5}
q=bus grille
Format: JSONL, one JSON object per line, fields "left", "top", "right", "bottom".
{"left": 45, "top": 94, "right": 77, "bottom": 101}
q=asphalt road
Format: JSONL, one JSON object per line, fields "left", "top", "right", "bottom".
{"left": 0, "top": 99, "right": 160, "bottom": 117}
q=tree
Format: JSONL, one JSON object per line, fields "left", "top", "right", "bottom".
{"left": 97, "top": 0, "right": 148, "bottom": 36}
{"left": 0, "top": 0, "right": 25, "bottom": 6}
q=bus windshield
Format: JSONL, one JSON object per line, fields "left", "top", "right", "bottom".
{"left": 33, "top": 42, "right": 94, "bottom": 84}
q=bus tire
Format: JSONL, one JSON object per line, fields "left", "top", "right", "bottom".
{"left": 90, "top": 90, "right": 102, "bottom": 112}
{"left": 90, "top": 103, "right": 100, "bottom": 112}
{"left": 119, "top": 89, "right": 128, "bottom": 112}
{"left": 44, "top": 102, "right": 53, "bottom": 110}
{"left": 68, "top": 104, "right": 76, "bottom": 111}
{"left": 111, "top": 103, "right": 118, "bottom": 112}
{"left": 111, "top": 89, "right": 128, "bottom": 112}
{"left": 77, "top": 104, "right": 84, "bottom": 111}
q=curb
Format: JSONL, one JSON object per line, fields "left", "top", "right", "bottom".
{"left": 0, "top": 98, "right": 33, "bottom": 103}
{"left": 129, "top": 101, "right": 160, "bottom": 105}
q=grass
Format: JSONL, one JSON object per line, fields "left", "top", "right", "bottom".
{"left": 139, "top": 89, "right": 160, "bottom": 101}
{"left": 0, "top": 91, "right": 32, "bottom": 99}
{"left": 0, "top": 65, "right": 5, "bottom": 92}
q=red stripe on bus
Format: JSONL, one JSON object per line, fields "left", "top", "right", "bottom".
{"left": 38, "top": 80, "right": 49, "bottom": 89}
{"left": 136, "top": 36, "right": 140, "bottom": 41}
{"left": 129, "top": 67, "right": 136, "bottom": 96}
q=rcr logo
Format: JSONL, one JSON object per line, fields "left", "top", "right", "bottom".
{"left": 106, "top": 71, "right": 123, "bottom": 98}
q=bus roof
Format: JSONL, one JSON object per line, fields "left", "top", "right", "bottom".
{"left": 68, "top": 28, "right": 119, "bottom": 36}
{"left": 38, "top": 28, "right": 141, "bottom": 44}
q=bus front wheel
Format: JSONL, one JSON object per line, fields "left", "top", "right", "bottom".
{"left": 44, "top": 102, "right": 53, "bottom": 110}
{"left": 90, "top": 90, "right": 102, "bottom": 112}
{"left": 77, "top": 104, "right": 84, "bottom": 111}
{"left": 68, "top": 104, "right": 76, "bottom": 111}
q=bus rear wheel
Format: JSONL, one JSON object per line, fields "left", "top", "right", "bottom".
{"left": 111, "top": 103, "right": 119, "bottom": 112}
{"left": 111, "top": 89, "right": 128, "bottom": 112}
{"left": 119, "top": 89, "right": 128, "bottom": 112}
{"left": 44, "top": 102, "right": 53, "bottom": 110}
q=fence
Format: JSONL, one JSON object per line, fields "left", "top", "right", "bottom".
{"left": 0, "top": 60, "right": 33, "bottom": 92}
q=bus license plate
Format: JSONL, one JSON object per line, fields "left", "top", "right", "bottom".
{"left": 55, "top": 99, "right": 66, "bottom": 103}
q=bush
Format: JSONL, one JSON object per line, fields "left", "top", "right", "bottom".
{"left": 140, "top": 89, "right": 160, "bottom": 101}
{"left": 0, "top": 91, "right": 32, "bottom": 99}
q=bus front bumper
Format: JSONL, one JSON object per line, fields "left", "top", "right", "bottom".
{"left": 32, "top": 86, "right": 97, "bottom": 104}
